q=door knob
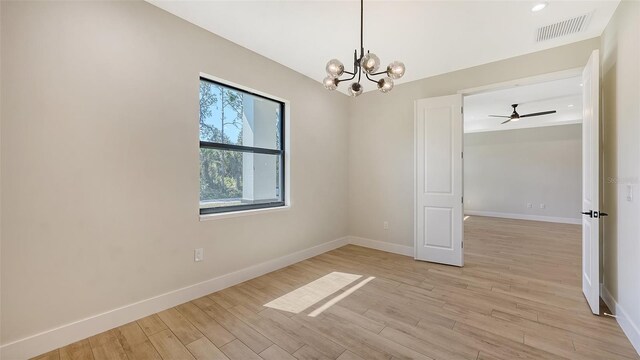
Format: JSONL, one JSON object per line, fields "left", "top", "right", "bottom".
{"left": 581, "top": 210, "right": 593, "bottom": 217}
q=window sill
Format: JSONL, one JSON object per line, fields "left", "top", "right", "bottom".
{"left": 199, "top": 205, "right": 291, "bottom": 221}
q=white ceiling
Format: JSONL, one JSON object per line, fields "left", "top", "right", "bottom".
{"left": 148, "top": 0, "right": 618, "bottom": 94}
{"left": 464, "top": 75, "right": 583, "bottom": 133}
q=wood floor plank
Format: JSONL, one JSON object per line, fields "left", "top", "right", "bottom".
{"left": 219, "top": 339, "right": 262, "bottom": 360}
{"left": 192, "top": 296, "right": 273, "bottom": 354}
{"left": 259, "top": 308, "right": 346, "bottom": 359}
{"left": 147, "top": 329, "right": 195, "bottom": 360}
{"left": 32, "top": 217, "right": 640, "bottom": 360}
{"left": 185, "top": 337, "right": 229, "bottom": 360}
{"left": 59, "top": 339, "right": 94, "bottom": 360}
{"left": 294, "top": 311, "right": 433, "bottom": 360}
{"left": 176, "top": 301, "right": 236, "bottom": 347}
{"left": 137, "top": 314, "right": 168, "bottom": 337}
{"left": 88, "top": 330, "right": 128, "bottom": 360}
{"left": 452, "top": 321, "right": 564, "bottom": 360}
{"left": 292, "top": 345, "right": 333, "bottom": 360}
{"left": 371, "top": 311, "right": 478, "bottom": 360}
{"left": 322, "top": 305, "right": 385, "bottom": 334}
{"left": 212, "top": 286, "right": 265, "bottom": 314}
{"left": 32, "top": 350, "right": 60, "bottom": 360}
{"left": 114, "top": 321, "right": 162, "bottom": 360}
{"left": 336, "top": 351, "right": 366, "bottom": 360}
{"left": 379, "top": 326, "right": 470, "bottom": 360}
{"left": 227, "top": 304, "right": 305, "bottom": 353}
{"left": 157, "top": 308, "right": 204, "bottom": 345}
{"left": 260, "top": 344, "right": 297, "bottom": 360}
{"left": 291, "top": 313, "right": 392, "bottom": 360}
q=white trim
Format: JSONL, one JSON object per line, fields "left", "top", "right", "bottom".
{"left": 199, "top": 72, "right": 289, "bottom": 104}
{"left": 199, "top": 205, "right": 291, "bottom": 221}
{"left": 348, "top": 236, "right": 414, "bottom": 257}
{"left": 413, "top": 100, "right": 418, "bottom": 259}
{"left": 601, "top": 285, "right": 640, "bottom": 356}
{"left": 464, "top": 210, "right": 581, "bottom": 224}
{"left": 0, "top": 237, "right": 349, "bottom": 360}
{"left": 457, "top": 67, "right": 583, "bottom": 96}
{"left": 464, "top": 119, "right": 582, "bottom": 134}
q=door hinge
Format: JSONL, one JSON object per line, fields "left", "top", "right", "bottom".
{"left": 461, "top": 152, "right": 464, "bottom": 159}
{"left": 462, "top": 241, "right": 464, "bottom": 248}
{"left": 461, "top": 107, "right": 464, "bottom": 114}
{"left": 461, "top": 196, "right": 464, "bottom": 204}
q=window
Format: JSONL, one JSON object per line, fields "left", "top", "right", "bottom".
{"left": 199, "top": 77, "right": 285, "bottom": 215}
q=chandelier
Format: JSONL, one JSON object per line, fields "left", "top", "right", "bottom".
{"left": 322, "top": 0, "right": 405, "bottom": 96}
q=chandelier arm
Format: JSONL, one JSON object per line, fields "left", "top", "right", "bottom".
{"left": 343, "top": 70, "right": 355, "bottom": 76}
{"left": 336, "top": 72, "right": 357, "bottom": 83}
{"left": 370, "top": 70, "right": 388, "bottom": 76}
{"left": 364, "top": 72, "right": 379, "bottom": 84}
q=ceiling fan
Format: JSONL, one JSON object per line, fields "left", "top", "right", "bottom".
{"left": 490, "top": 104, "right": 557, "bottom": 124}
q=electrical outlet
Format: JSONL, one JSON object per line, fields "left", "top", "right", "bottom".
{"left": 527, "top": 203, "right": 533, "bottom": 209}
{"left": 539, "top": 203, "right": 546, "bottom": 209}
{"left": 383, "top": 221, "right": 389, "bottom": 230}
{"left": 194, "top": 248, "right": 204, "bottom": 262}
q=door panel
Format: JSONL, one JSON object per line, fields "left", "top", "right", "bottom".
{"left": 424, "top": 107, "right": 453, "bottom": 193}
{"left": 415, "top": 94, "right": 463, "bottom": 266}
{"left": 425, "top": 207, "right": 453, "bottom": 248}
{"left": 582, "top": 49, "right": 600, "bottom": 315}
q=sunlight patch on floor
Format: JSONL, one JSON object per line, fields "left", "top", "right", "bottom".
{"left": 263, "top": 272, "right": 362, "bottom": 314}
{"left": 308, "top": 276, "right": 376, "bottom": 317}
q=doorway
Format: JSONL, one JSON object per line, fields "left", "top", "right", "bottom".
{"left": 463, "top": 75, "right": 583, "bottom": 225}
{"left": 414, "top": 50, "right": 602, "bottom": 314}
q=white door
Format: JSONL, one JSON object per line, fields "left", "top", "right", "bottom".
{"left": 415, "top": 94, "right": 464, "bottom": 266}
{"left": 581, "top": 50, "right": 600, "bottom": 315}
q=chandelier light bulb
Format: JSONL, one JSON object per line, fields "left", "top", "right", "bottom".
{"left": 360, "top": 53, "right": 380, "bottom": 74}
{"left": 386, "top": 61, "right": 405, "bottom": 79}
{"left": 347, "top": 82, "right": 363, "bottom": 97}
{"left": 323, "top": 76, "right": 339, "bottom": 90}
{"left": 325, "top": 59, "right": 344, "bottom": 78}
{"left": 377, "top": 77, "right": 394, "bottom": 93}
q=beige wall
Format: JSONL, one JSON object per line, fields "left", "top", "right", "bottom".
{"left": 348, "top": 38, "right": 600, "bottom": 247}
{"left": 601, "top": 0, "right": 640, "bottom": 341}
{"left": 0, "top": 1, "right": 350, "bottom": 344}
{"left": 3, "top": 0, "right": 638, "bottom": 351}
{"left": 464, "top": 125, "right": 582, "bottom": 221}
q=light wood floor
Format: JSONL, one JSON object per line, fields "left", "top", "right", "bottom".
{"left": 33, "top": 216, "right": 639, "bottom": 360}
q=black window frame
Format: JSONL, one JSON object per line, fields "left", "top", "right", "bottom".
{"left": 199, "top": 77, "right": 286, "bottom": 215}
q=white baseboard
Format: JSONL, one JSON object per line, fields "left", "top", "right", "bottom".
{"left": 348, "top": 236, "right": 414, "bottom": 257}
{"left": 601, "top": 285, "right": 640, "bottom": 356}
{"left": 0, "top": 237, "right": 350, "bottom": 360}
{"left": 464, "top": 210, "right": 581, "bottom": 225}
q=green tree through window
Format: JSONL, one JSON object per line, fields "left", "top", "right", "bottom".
{"left": 199, "top": 78, "right": 284, "bottom": 214}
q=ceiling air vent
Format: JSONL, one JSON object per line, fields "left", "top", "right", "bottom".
{"left": 536, "top": 13, "right": 591, "bottom": 42}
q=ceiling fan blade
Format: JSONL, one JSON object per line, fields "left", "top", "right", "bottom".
{"left": 520, "top": 110, "right": 557, "bottom": 118}
{"left": 501, "top": 119, "right": 512, "bottom": 124}
{"left": 489, "top": 115, "right": 511, "bottom": 118}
